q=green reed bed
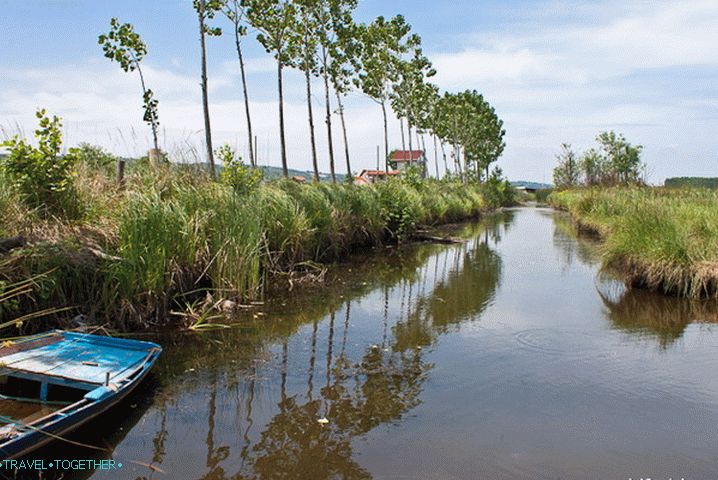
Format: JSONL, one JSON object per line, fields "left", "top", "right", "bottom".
{"left": 550, "top": 187, "right": 718, "bottom": 298}
{"left": 0, "top": 165, "right": 506, "bottom": 328}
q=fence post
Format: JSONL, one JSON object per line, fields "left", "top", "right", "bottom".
{"left": 117, "top": 159, "right": 126, "bottom": 187}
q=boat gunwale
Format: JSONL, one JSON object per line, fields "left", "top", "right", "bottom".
{"left": 0, "top": 333, "right": 162, "bottom": 460}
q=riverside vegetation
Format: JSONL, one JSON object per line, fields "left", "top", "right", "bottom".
{"left": 0, "top": 113, "right": 514, "bottom": 331}
{"left": 550, "top": 188, "right": 718, "bottom": 299}
{"left": 549, "top": 132, "right": 718, "bottom": 300}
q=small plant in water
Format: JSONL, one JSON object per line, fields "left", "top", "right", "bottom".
{"left": 171, "top": 297, "right": 230, "bottom": 331}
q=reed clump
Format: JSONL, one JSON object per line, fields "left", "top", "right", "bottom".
{"left": 0, "top": 160, "right": 508, "bottom": 328}
{"left": 550, "top": 187, "right": 718, "bottom": 298}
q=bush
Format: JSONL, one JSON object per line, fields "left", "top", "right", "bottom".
{"left": 1, "top": 109, "right": 81, "bottom": 217}
{"left": 376, "top": 180, "right": 423, "bottom": 241}
{"left": 70, "top": 143, "right": 116, "bottom": 175}
{"left": 217, "top": 144, "right": 262, "bottom": 195}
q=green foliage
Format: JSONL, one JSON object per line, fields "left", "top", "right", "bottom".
{"left": 98, "top": 18, "right": 147, "bottom": 71}
{"left": 376, "top": 179, "right": 422, "bottom": 241}
{"left": 217, "top": 144, "right": 263, "bottom": 195}
{"left": 69, "top": 143, "right": 116, "bottom": 174}
{"left": 401, "top": 164, "right": 425, "bottom": 187}
{"left": 194, "top": 0, "right": 224, "bottom": 36}
{"left": 247, "top": 0, "right": 297, "bottom": 63}
{"left": 481, "top": 167, "right": 516, "bottom": 208}
{"left": 356, "top": 15, "right": 412, "bottom": 103}
{"left": 534, "top": 188, "right": 553, "bottom": 204}
{"left": 434, "top": 90, "right": 505, "bottom": 181}
{"left": 664, "top": 177, "right": 718, "bottom": 189}
{"left": 1, "top": 109, "right": 80, "bottom": 217}
{"left": 99, "top": 18, "right": 160, "bottom": 147}
{"left": 552, "top": 143, "right": 579, "bottom": 188}
{"left": 554, "top": 131, "right": 644, "bottom": 187}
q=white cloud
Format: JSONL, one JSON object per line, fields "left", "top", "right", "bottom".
{"left": 428, "top": 0, "right": 718, "bottom": 183}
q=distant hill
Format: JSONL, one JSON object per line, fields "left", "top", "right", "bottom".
{"left": 664, "top": 177, "right": 718, "bottom": 189}
{"left": 511, "top": 180, "right": 553, "bottom": 190}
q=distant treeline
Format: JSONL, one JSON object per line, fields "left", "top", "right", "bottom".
{"left": 664, "top": 177, "right": 718, "bottom": 189}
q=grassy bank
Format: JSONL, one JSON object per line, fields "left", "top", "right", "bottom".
{"left": 550, "top": 187, "right": 718, "bottom": 298}
{"left": 0, "top": 162, "right": 512, "bottom": 330}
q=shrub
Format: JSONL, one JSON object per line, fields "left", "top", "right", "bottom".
{"left": 70, "top": 143, "right": 116, "bottom": 175}
{"left": 217, "top": 144, "right": 262, "bottom": 195}
{"left": 1, "top": 109, "right": 81, "bottom": 217}
{"left": 376, "top": 180, "right": 423, "bottom": 241}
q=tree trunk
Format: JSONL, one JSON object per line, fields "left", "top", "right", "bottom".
{"left": 439, "top": 140, "right": 449, "bottom": 174}
{"left": 408, "top": 123, "right": 413, "bottom": 152}
{"left": 462, "top": 147, "right": 468, "bottom": 185}
{"left": 305, "top": 67, "right": 319, "bottom": 182}
{"left": 399, "top": 118, "right": 406, "bottom": 153}
{"left": 198, "top": 0, "right": 215, "bottom": 178}
{"left": 135, "top": 64, "right": 159, "bottom": 154}
{"left": 336, "top": 91, "right": 351, "bottom": 181}
{"left": 433, "top": 134, "right": 439, "bottom": 179}
{"left": 277, "top": 59, "right": 288, "bottom": 177}
{"left": 416, "top": 129, "right": 421, "bottom": 157}
{"left": 322, "top": 51, "right": 336, "bottom": 184}
{"left": 234, "top": 26, "right": 255, "bottom": 167}
{"left": 420, "top": 134, "right": 428, "bottom": 179}
{"left": 381, "top": 101, "right": 389, "bottom": 171}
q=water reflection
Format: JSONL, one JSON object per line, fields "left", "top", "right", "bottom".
{"left": 23, "top": 208, "right": 718, "bottom": 480}
{"left": 551, "top": 210, "right": 600, "bottom": 269}
{"left": 597, "top": 277, "right": 718, "bottom": 347}
{"left": 88, "top": 215, "right": 508, "bottom": 480}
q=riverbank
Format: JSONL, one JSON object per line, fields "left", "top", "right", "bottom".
{"left": 550, "top": 187, "right": 718, "bottom": 298}
{"left": 0, "top": 162, "right": 513, "bottom": 330}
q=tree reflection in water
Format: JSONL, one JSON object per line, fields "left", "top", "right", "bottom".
{"left": 127, "top": 214, "right": 510, "bottom": 480}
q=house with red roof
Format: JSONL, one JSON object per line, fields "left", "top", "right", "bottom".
{"left": 389, "top": 150, "right": 426, "bottom": 173}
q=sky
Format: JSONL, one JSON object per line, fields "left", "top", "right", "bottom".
{"left": 0, "top": 0, "right": 716, "bottom": 184}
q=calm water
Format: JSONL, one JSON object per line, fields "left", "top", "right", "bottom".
{"left": 31, "top": 208, "right": 718, "bottom": 479}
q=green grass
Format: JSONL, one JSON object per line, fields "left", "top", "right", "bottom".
{"left": 0, "top": 163, "right": 510, "bottom": 328}
{"left": 550, "top": 187, "right": 718, "bottom": 298}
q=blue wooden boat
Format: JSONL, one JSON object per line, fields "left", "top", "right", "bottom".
{"left": 0, "top": 330, "right": 161, "bottom": 459}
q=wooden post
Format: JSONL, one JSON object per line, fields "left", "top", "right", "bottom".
{"left": 117, "top": 159, "right": 126, "bottom": 187}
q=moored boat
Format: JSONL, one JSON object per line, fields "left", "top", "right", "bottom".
{"left": 0, "top": 330, "right": 161, "bottom": 459}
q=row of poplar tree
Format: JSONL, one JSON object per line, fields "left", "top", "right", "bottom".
{"left": 99, "top": 0, "right": 506, "bottom": 183}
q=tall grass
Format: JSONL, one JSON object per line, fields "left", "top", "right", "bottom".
{"left": 550, "top": 187, "right": 718, "bottom": 298}
{"left": 1, "top": 163, "right": 508, "bottom": 327}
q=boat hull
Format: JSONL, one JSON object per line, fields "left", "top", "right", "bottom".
{"left": 0, "top": 335, "right": 161, "bottom": 460}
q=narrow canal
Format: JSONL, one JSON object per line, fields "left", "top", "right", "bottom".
{"left": 37, "top": 208, "right": 718, "bottom": 479}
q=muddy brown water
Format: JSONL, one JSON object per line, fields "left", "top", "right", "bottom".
{"left": 22, "top": 207, "right": 718, "bottom": 479}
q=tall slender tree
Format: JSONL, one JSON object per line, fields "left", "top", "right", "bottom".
{"left": 224, "top": 0, "right": 256, "bottom": 167}
{"left": 247, "top": 0, "right": 297, "bottom": 178}
{"left": 99, "top": 18, "right": 160, "bottom": 156}
{"left": 306, "top": 0, "right": 358, "bottom": 183}
{"left": 356, "top": 16, "right": 411, "bottom": 171}
{"left": 328, "top": 9, "right": 360, "bottom": 180}
{"left": 390, "top": 35, "right": 435, "bottom": 162}
{"left": 293, "top": 0, "right": 320, "bottom": 181}
{"left": 194, "top": 0, "right": 223, "bottom": 178}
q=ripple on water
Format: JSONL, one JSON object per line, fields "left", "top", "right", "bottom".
{"left": 512, "top": 328, "right": 621, "bottom": 360}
